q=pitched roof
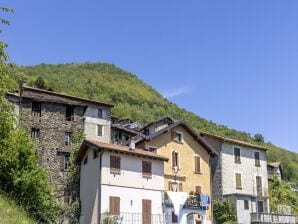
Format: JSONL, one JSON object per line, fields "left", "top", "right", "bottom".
{"left": 111, "top": 124, "right": 145, "bottom": 137}
{"left": 10, "top": 85, "right": 113, "bottom": 107}
{"left": 136, "top": 120, "right": 218, "bottom": 156}
{"left": 139, "top": 116, "right": 175, "bottom": 131}
{"left": 200, "top": 132, "right": 269, "bottom": 151}
{"left": 268, "top": 162, "right": 281, "bottom": 168}
{"left": 75, "top": 139, "right": 169, "bottom": 163}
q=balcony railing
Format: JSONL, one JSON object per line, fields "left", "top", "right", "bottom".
{"left": 250, "top": 213, "right": 296, "bottom": 224}
{"left": 100, "top": 212, "right": 165, "bottom": 224}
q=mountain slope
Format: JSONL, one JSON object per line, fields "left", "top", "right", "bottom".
{"left": 13, "top": 62, "right": 298, "bottom": 182}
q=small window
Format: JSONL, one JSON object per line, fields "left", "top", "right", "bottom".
{"left": 195, "top": 186, "right": 202, "bottom": 194}
{"left": 244, "top": 200, "right": 249, "bottom": 210}
{"left": 64, "top": 132, "right": 72, "bottom": 146}
{"left": 172, "top": 151, "right": 179, "bottom": 168}
{"left": 144, "top": 129, "right": 149, "bottom": 136}
{"left": 31, "top": 128, "right": 40, "bottom": 139}
{"left": 97, "top": 124, "right": 103, "bottom": 137}
{"left": 236, "top": 173, "right": 242, "bottom": 189}
{"left": 110, "top": 155, "right": 121, "bottom": 173}
{"left": 177, "top": 132, "right": 183, "bottom": 143}
{"left": 254, "top": 151, "right": 260, "bottom": 167}
{"left": 234, "top": 147, "right": 241, "bottom": 163}
{"left": 98, "top": 109, "right": 103, "bottom": 119}
{"left": 93, "top": 151, "right": 98, "bottom": 159}
{"left": 172, "top": 211, "right": 178, "bottom": 223}
{"left": 194, "top": 156, "right": 201, "bottom": 173}
{"left": 31, "top": 102, "right": 41, "bottom": 117}
{"left": 64, "top": 154, "right": 70, "bottom": 170}
{"left": 257, "top": 200, "right": 264, "bottom": 213}
{"left": 83, "top": 155, "right": 88, "bottom": 165}
{"left": 66, "top": 105, "right": 74, "bottom": 121}
{"left": 142, "top": 161, "right": 152, "bottom": 176}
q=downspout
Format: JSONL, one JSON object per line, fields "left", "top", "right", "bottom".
{"left": 98, "top": 150, "right": 104, "bottom": 223}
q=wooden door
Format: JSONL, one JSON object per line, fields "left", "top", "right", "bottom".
{"left": 142, "top": 199, "right": 151, "bottom": 224}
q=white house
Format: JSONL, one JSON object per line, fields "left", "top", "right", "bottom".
{"left": 200, "top": 132, "right": 270, "bottom": 224}
{"left": 76, "top": 139, "right": 168, "bottom": 224}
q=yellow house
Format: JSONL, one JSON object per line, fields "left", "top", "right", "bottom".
{"left": 136, "top": 119, "right": 217, "bottom": 224}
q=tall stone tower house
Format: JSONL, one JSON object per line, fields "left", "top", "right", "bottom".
{"left": 7, "top": 86, "right": 113, "bottom": 202}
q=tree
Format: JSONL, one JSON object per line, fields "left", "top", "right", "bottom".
{"left": 213, "top": 200, "right": 237, "bottom": 224}
{"left": 33, "top": 76, "right": 46, "bottom": 89}
{"left": 254, "top": 133, "right": 265, "bottom": 143}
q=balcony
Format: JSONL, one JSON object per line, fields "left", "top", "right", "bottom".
{"left": 250, "top": 213, "right": 297, "bottom": 224}
{"left": 100, "top": 212, "right": 165, "bottom": 224}
{"left": 163, "top": 192, "right": 210, "bottom": 210}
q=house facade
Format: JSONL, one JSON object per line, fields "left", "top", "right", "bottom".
{"left": 200, "top": 132, "right": 270, "bottom": 224}
{"left": 76, "top": 140, "right": 168, "bottom": 224}
{"left": 7, "top": 86, "right": 112, "bottom": 201}
{"left": 136, "top": 119, "right": 217, "bottom": 224}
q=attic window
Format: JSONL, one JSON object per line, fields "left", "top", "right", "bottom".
{"left": 177, "top": 132, "right": 183, "bottom": 143}
{"left": 31, "top": 102, "right": 41, "bottom": 117}
{"left": 98, "top": 109, "right": 103, "bottom": 119}
{"left": 66, "top": 105, "right": 74, "bottom": 121}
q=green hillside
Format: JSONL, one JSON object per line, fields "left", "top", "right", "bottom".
{"left": 13, "top": 62, "right": 298, "bottom": 182}
{"left": 0, "top": 194, "right": 35, "bottom": 224}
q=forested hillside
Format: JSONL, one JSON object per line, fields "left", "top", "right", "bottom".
{"left": 12, "top": 62, "right": 298, "bottom": 182}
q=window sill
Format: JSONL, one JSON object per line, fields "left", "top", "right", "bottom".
{"left": 110, "top": 169, "right": 121, "bottom": 175}
{"left": 255, "top": 165, "right": 261, "bottom": 167}
{"left": 236, "top": 187, "right": 243, "bottom": 190}
{"left": 142, "top": 174, "right": 152, "bottom": 178}
{"left": 194, "top": 171, "right": 202, "bottom": 175}
{"left": 234, "top": 161, "right": 241, "bottom": 164}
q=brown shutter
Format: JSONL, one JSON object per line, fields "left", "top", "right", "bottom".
{"left": 142, "top": 199, "right": 151, "bottom": 224}
{"left": 195, "top": 186, "right": 202, "bottom": 194}
{"left": 172, "top": 151, "right": 176, "bottom": 167}
{"left": 109, "top": 196, "right": 120, "bottom": 215}
{"left": 195, "top": 156, "right": 201, "bottom": 173}
{"left": 60, "top": 155, "right": 65, "bottom": 171}
{"left": 236, "top": 173, "right": 242, "bottom": 189}
{"left": 179, "top": 183, "right": 183, "bottom": 192}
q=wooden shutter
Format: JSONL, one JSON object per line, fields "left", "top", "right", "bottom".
{"left": 194, "top": 156, "right": 201, "bottom": 173}
{"left": 110, "top": 155, "right": 121, "bottom": 172}
{"left": 179, "top": 183, "right": 183, "bottom": 192}
{"left": 195, "top": 186, "right": 202, "bottom": 194}
{"left": 142, "top": 161, "right": 152, "bottom": 176}
{"left": 236, "top": 173, "right": 242, "bottom": 189}
{"left": 109, "top": 196, "right": 120, "bottom": 215}
{"left": 244, "top": 200, "right": 249, "bottom": 210}
{"left": 142, "top": 199, "right": 151, "bottom": 224}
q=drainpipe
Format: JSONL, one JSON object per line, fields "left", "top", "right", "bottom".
{"left": 98, "top": 150, "right": 104, "bottom": 223}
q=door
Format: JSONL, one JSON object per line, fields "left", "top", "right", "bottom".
{"left": 142, "top": 199, "right": 151, "bottom": 224}
{"left": 257, "top": 200, "right": 264, "bottom": 213}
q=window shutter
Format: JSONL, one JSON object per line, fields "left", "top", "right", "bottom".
{"left": 142, "top": 199, "right": 151, "bottom": 224}
{"left": 195, "top": 186, "right": 202, "bottom": 194}
{"left": 168, "top": 181, "right": 172, "bottom": 191}
{"left": 179, "top": 183, "right": 183, "bottom": 192}
{"left": 236, "top": 173, "right": 242, "bottom": 189}
{"left": 172, "top": 151, "right": 176, "bottom": 167}
{"left": 60, "top": 155, "right": 65, "bottom": 171}
{"left": 195, "top": 156, "right": 201, "bottom": 173}
{"left": 110, "top": 196, "right": 120, "bottom": 215}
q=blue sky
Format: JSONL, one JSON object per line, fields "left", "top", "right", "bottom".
{"left": 2, "top": 1, "right": 298, "bottom": 152}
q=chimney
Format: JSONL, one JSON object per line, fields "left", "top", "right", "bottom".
{"left": 129, "top": 140, "right": 136, "bottom": 151}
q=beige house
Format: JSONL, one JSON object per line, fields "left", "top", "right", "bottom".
{"left": 136, "top": 119, "right": 217, "bottom": 224}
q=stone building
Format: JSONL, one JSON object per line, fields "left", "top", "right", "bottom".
{"left": 7, "top": 86, "right": 113, "bottom": 202}
{"left": 200, "top": 132, "right": 270, "bottom": 224}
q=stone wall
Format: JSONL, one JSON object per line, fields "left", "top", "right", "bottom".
{"left": 20, "top": 98, "right": 84, "bottom": 201}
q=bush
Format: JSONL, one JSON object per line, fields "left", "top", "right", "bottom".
{"left": 213, "top": 200, "right": 237, "bottom": 224}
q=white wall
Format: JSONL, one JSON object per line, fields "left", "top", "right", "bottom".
{"left": 80, "top": 148, "right": 100, "bottom": 224}
{"left": 101, "top": 152, "right": 164, "bottom": 190}
{"left": 221, "top": 142, "right": 269, "bottom": 196}
{"left": 84, "top": 106, "right": 111, "bottom": 143}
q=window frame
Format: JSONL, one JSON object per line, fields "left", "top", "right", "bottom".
{"left": 31, "top": 101, "right": 41, "bottom": 117}
{"left": 172, "top": 151, "right": 179, "bottom": 169}
{"left": 110, "top": 155, "right": 121, "bottom": 174}
{"left": 176, "top": 132, "right": 183, "bottom": 144}
{"left": 109, "top": 196, "right": 120, "bottom": 215}
{"left": 195, "top": 185, "right": 202, "bottom": 194}
{"left": 31, "top": 128, "right": 40, "bottom": 140}
{"left": 234, "top": 147, "right": 241, "bottom": 163}
{"left": 194, "top": 155, "right": 201, "bottom": 174}
{"left": 142, "top": 160, "right": 152, "bottom": 177}
{"left": 97, "top": 124, "right": 103, "bottom": 137}
{"left": 244, "top": 200, "right": 249, "bottom": 210}
{"left": 235, "top": 172, "right": 242, "bottom": 189}
{"left": 254, "top": 151, "right": 261, "bottom": 167}
{"left": 64, "top": 132, "right": 72, "bottom": 146}
{"left": 65, "top": 105, "right": 74, "bottom": 121}
{"left": 98, "top": 108, "right": 103, "bottom": 119}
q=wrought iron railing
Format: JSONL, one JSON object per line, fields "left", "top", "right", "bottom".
{"left": 100, "top": 212, "right": 165, "bottom": 224}
{"left": 250, "top": 213, "right": 296, "bottom": 224}
{"left": 163, "top": 193, "right": 210, "bottom": 210}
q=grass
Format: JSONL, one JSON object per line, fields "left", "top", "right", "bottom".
{"left": 0, "top": 194, "right": 35, "bottom": 224}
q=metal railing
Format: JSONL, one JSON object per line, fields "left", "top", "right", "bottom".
{"left": 163, "top": 193, "right": 210, "bottom": 210}
{"left": 250, "top": 213, "right": 296, "bottom": 224}
{"left": 100, "top": 212, "right": 165, "bottom": 224}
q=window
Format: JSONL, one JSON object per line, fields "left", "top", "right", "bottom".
{"left": 148, "top": 146, "right": 157, "bottom": 153}
{"left": 142, "top": 161, "right": 152, "bottom": 176}
{"left": 177, "top": 132, "right": 183, "bottom": 143}
{"left": 194, "top": 156, "right": 201, "bottom": 173}
{"left": 109, "top": 196, "right": 120, "bottom": 215}
{"left": 83, "top": 155, "right": 88, "bottom": 165}
{"left": 64, "top": 132, "right": 72, "bottom": 146}
{"left": 110, "top": 155, "right": 121, "bottom": 173}
{"left": 31, "top": 128, "right": 40, "bottom": 139}
{"left": 97, "top": 124, "right": 103, "bottom": 137}
{"left": 31, "top": 102, "right": 41, "bottom": 117}
{"left": 144, "top": 129, "right": 149, "bottom": 136}
{"left": 179, "top": 183, "right": 183, "bottom": 192}
{"left": 257, "top": 201, "right": 264, "bottom": 213}
{"left": 172, "top": 151, "right": 179, "bottom": 168}
{"left": 171, "top": 211, "right": 178, "bottom": 223}
{"left": 234, "top": 147, "right": 241, "bottom": 163}
{"left": 256, "top": 176, "right": 262, "bottom": 194}
{"left": 98, "top": 108, "right": 103, "bottom": 119}
{"left": 65, "top": 105, "right": 74, "bottom": 121}
{"left": 244, "top": 200, "right": 249, "bottom": 210}
{"left": 62, "top": 154, "right": 70, "bottom": 170}
{"left": 195, "top": 186, "right": 202, "bottom": 194}
{"left": 168, "top": 181, "right": 183, "bottom": 192}
{"left": 236, "top": 173, "right": 242, "bottom": 189}
{"left": 93, "top": 151, "right": 98, "bottom": 159}
{"left": 254, "top": 151, "right": 260, "bottom": 167}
